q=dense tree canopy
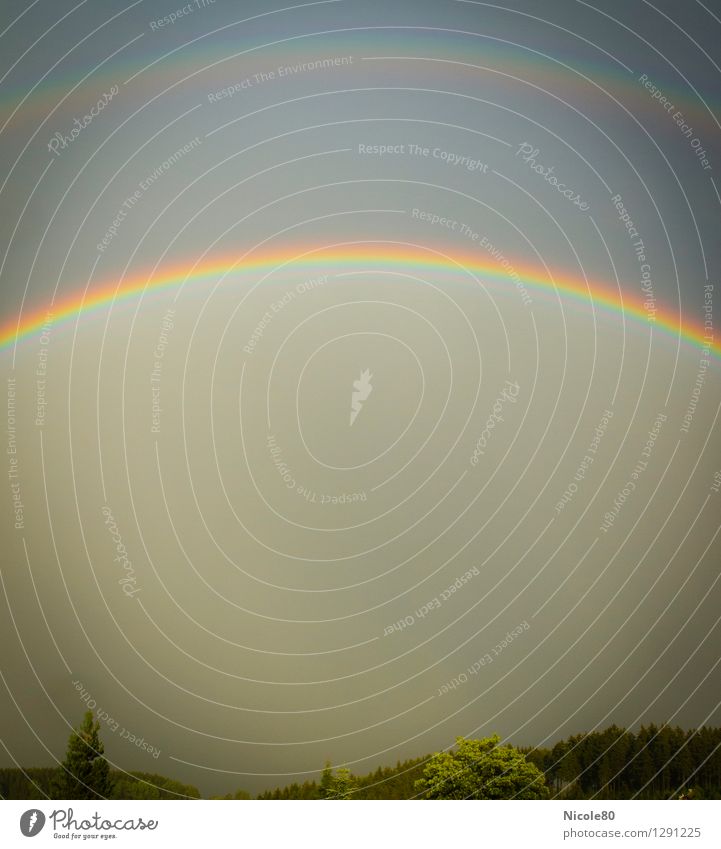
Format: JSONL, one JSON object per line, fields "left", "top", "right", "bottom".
{"left": 522, "top": 723, "right": 721, "bottom": 799}
{"left": 111, "top": 771, "right": 200, "bottom": 799}
{"left": 2, "top": 718, "right": 719, "bottom": 799}
{"left": 414, "top": 735, "right": 549, "bottom": 800}
{"left": 320, "top": 763, "right": 357, "bottom": 799}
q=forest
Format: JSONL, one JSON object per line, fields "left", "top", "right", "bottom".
{"left": 1, "top": 715, "right": 719, "bottom": 800}
{"left": 258, "top": 724, "right": 721, "bottom": 800}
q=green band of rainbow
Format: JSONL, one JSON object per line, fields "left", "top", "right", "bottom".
{"left": 0, "top": 245, "right": 717, "bottom": 359}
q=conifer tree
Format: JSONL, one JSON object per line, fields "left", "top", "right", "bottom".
{"left": 54, "top": 710, "right": 112, "bottom": 799}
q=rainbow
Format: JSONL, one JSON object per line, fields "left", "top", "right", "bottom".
{"left": 2, "top": 27, "right": 718, "bottom": 135}
{"left": 0, "top": 244, "right": 717, "bottom": 359}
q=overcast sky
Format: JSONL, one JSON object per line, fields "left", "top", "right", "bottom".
{"left": 1, "top": 0, "right": 719, "bottom": 796}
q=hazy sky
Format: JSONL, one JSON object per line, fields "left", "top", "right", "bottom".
{"left": 1, "top": 0, "right": 720, "bottom": 796}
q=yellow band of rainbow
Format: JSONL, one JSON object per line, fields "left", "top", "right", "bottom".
{"left": 0, "top": 244, "right": 717, "bottom": 360}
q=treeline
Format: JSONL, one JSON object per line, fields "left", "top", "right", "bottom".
{"left": 0, "top": 767, "right": 200, "bottom": 800}
{"left": 521, "top": 723, "right": 721, "bottom": 800}
{"left": 3, "top": 722, "right": 719, "bottom": 799}
{"left": 254, "top": 724, "right": 721, "bottom": 800}
{"left": 257, "top": 756, "right": 429, "bottom": 800}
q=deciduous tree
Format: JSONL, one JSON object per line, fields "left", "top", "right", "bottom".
{"left": 415, "top": 735, "right": 549, "bottom": 799}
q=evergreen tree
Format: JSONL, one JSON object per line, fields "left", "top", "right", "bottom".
{"left": 53, "top": 711, "right": 112, "bottom": 799}
{"left": 319, "top": 762, "right": 334, "bottom": 797}
{"left": 554, "top": 738, "right": 580, "bottom": 791}
{"left": 625, "top": 726, "right": 655, "bottom": 796}
{"left": 112, "top": 771, "right": 200, "bottom": 799}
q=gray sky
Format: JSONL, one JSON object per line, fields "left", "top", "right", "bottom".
{"left": 1, "top": 0, "right": 720, "bottom": 796}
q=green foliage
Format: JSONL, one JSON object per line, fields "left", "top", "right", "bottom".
{"left": 353, "top": 757, "right": 429, "bottom": 799}
{"left": 258, "top": 779, "right": 323, "bottom": 800}
{"left": 0, "top": 767, "right": 58, "bottom": 799}
{"left": 253, "top": 724, "right": 721, "bottom": 800}
{"left": 111, "top": 771, "right": 200, "bottom": 799}
{"left": 258, "top": 756, "right": 429, "bottom": 800}
{"left": 53, "top": 711, "right": 112, "bottom": 799}
{"left": 265, "top": 762, "right": 359, "bottom": 800}
{"left": 0, "top": 765, "right": 199, "bottom": 800}
{"left": 319, "top": 762, "right": 333, "bottom": 797}
{"left": 3, "top": 720, "right": 721, "bottom": 800}
{"left": 415, "top": 735, "right": 549, "bottom": 799}
{"left": 532, "top": 723, "right": 721, "bottom": 799}
{"left": 322, "top": 766, "right": 357, "bottom": 799}
{"left": 210, "top": 789, "right": 252, "bottom": 799}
